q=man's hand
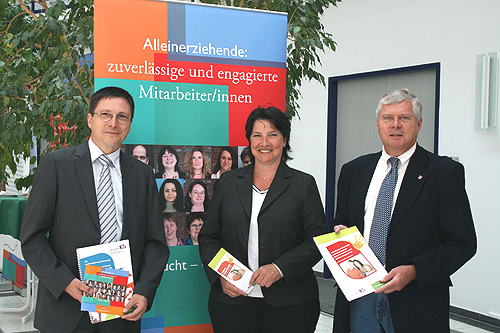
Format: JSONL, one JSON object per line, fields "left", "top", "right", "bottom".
{"left": 250, "top": 264, "right": 281, "bottom": 288}
{"left": 220, "top": 277, "right": 247, "bottom": 298}
{"left": 376, "top": 265, "right": 417, "bottom": 294}
{"left": 122, "top": 293, "right": 148, "bottom": 321}
{"left": 64, "top": 278, "right": 91, "bottom": 302}
{"left": 333, "top": 225, "right": 348, "bottom": 233}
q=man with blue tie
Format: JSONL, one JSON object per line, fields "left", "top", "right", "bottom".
{"left": 332, "top": 89, "right": 476, "bottom": 333}
{"left": 20, "top": 87, "right": 169, "bottom": 332}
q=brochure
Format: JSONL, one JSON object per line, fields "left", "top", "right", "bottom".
{"left": 208, "top": 248, "right": 255, "bottom": 294}
{"left": 76, "top": 240, "right": 134, "bottom": 323}
{"left": 314, "top": 226, "right": 387, "bottom": 301}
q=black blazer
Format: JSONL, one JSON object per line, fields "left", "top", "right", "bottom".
{"left": 199, "top": 161, "right": 327, "bottom": 307}
{"left": 20, "top": 141, "right": 169, "bottom": 333}
{"left": 332, "top": 145, "right": 477, "bottom": 333}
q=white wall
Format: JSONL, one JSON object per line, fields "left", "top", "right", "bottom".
{"left": 288, "top": 0, "right": 500, "bottom": 319}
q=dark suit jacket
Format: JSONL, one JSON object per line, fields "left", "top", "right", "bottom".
{"left": 199, "top": 161, "right": 327, "bottom": 307}
{"left": 20, "top": 141, "right": 169, "bottom": 333}
{"left": 332, "top": 145, "right": 477, "bottom": 333}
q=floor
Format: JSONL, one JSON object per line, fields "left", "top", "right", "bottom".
{"left": 1, "top": 290, "right": 499, "bottom": 333}
{"left": 314, "top": 312, "right": 500, "bottom": 333}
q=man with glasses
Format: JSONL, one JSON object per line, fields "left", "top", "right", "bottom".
{"left": 131, "top": 144, "right": 150, "bottom": 165}
{"left": 332, "top": 89, "right": 476, "bottom": 333}
{"left": 21, "top": 86, "right": 169, "bottom": 333}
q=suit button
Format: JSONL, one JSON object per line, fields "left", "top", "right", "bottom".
{"left": 242, "top": 241, "right": 247, "bottom": 245}
{"left": 260, "top": 223, "right": 266, "bottom": 228}
{"left": 260, "top": 243, "right": 266, "bottom": 249}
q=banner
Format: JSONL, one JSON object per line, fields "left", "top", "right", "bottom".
{"left": 95, "top": 0, "right": 287, "bottom": 331}
{"left": 95, "top": 0, "right": 287, "bottom": 146}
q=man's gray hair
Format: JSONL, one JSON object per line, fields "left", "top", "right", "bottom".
{"left": 376, "top": 88, "right": 423, "bottom": 121}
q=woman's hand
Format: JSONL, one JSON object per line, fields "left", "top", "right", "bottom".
{"left": 333, "top": 224, "right": 348, "bottom": 233}
{"left": 220, "top": 277, "right": 247, "bottom": 298}
{"left": 250, "top": 264, "right": 282, "bottom": 288}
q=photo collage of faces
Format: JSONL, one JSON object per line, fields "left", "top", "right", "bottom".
{"left": 122, "top": 144, "right": 253, "bottom": 247}
{"left": 83, "top": 280, "right": 128, "bottom": 304}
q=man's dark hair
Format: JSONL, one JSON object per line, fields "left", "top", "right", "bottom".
{"left": 132, "top": 144, "right": 149, "bottom": 158}
{"left": 89, "top": 86, "right": 135, "bottom": 119}
{"left": 125, "top": 144, "right": 153, "bottom": 168}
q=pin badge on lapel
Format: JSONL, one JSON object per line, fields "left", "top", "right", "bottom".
{"left": 418, "top": 175, "right": 423, "bottom": 180}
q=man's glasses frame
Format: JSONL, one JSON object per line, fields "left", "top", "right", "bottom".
{"left": 93, "top": 112, "right": 131, "bottom": 125}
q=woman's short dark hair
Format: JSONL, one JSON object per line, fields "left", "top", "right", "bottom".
{"left": 244, "top": 106, "right": 292, "bottom": 162}
{"left": 162, "top": 212, "right": 177, "bottom": 223}
{"left": 184, "top": 180, "right": 209, "bottom": 212}
{"left": 212, "top": 146, "right": 238, "bottom": 174}
{"left": 158, "top": 179, "right": 184, "bottom": 212}
{"left": 157, "top": 145, "right": 182, "bottom": 175}
{"left": 185, "top": 212, "right": 205, "bottom": 229}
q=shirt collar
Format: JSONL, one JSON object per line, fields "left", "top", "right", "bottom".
{"left": 88, "top": 138, "right": 121, "bottom": 170}
{"left": 381, "top": 143, "right": 417, "bottom": 172}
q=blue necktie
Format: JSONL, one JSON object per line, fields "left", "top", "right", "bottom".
{"left": 369, "top": 157, "right": 399, "bottom": 265}
{"left": 97, "top": 154, "right": 117, "bottom": 244}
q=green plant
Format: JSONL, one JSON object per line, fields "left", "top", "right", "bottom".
{"left": 1, "top": 0, "right": 94, "bottom": 189}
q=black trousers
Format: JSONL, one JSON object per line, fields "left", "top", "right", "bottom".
{"left": 209, "top": 297, "right": 320, "bottom": 333}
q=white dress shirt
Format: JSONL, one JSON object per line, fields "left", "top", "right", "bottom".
{"left": 363, "top": 143, "right": 417, "bottom": 243}
{"left": 88, "top": 139, "right": 124, "bottom": 240}
{"left": 247, "top": 185, "right": 267, "bottom": 298}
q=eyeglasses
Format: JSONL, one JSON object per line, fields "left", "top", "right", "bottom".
{"left": 192, "top": 190, "right": 205, "bottom": 195}
{"left": 190, "top": 223, "right": 203, "bottom": 229}
{"left": 133, "top": 155, "right": 148, "bottom": 160}
{"left": 93, "top": 112, "right": 131, "bottom": 124}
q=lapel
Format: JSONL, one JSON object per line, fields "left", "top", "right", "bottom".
{"left": 389, "top": 145, "right": 429, "bottom": 231}
{"left": 236, "top": 165, "right": 253, "bottom": 219}
{"left": 120, "top": 152, "right": 135, "bottom": 239}
{"left": 353, "top": 153, "right": 380, "bottom": 234}
{"left": 235, "top": 161, "right": 292, "bottom": 219}
{"left": 73, "top": 141, "right": 99, "bottom": 229}
{"left": 260, "top": 161, "right": 291, "bottom": 214}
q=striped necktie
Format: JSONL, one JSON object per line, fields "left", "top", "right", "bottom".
{"left": 369, "top": 157, "right": 399, "bottom": 265}
{"left": 97, "top": 154, "right": 117, "bottom": 244}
